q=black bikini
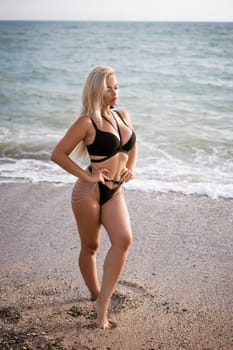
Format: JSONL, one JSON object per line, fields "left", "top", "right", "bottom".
{"left": 87, "top": 110, "right": 136, "bottom": 205}
{"left": 87, "top": 110, "right": 136, "bottom": 163}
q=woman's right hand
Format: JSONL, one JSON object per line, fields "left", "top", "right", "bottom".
{"left": 87, "top": 168, "right": 110, "bottom": 184}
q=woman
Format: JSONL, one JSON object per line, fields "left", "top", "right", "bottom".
{"left": 51, "top": 66, "right": 137, "bottom": 329}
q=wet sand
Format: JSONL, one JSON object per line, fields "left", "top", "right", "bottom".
{"left": 0, "top": 183, "right": 233, "bottom": 349}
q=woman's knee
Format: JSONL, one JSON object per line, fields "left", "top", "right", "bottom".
{"left": 124, "top": 232, "right": 133, "bottom": 249}
{"left": 81, "top": 241, "right": 99, "bottom": 256}
{"left": 112, "top": 230, "right": 132, "bottom": 251}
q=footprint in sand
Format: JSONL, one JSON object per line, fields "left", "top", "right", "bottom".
{"left": 0, "top": 306, "right": 21, "bottom": 324}
{"left": 117, "top": 279, "right": 188, "bottom": 317}
{"left": 110, "top": 278, "right": 155, "bottom": 313}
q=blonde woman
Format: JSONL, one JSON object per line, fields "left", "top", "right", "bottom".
{"left": 51, "top": 66, "right": 137, "bottom": 329}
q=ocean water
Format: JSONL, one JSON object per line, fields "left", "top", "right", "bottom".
{"left": 0, "top": 21, "right": 233, "bottom": 198}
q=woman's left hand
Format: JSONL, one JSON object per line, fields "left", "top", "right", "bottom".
{"left": 120, "top": 168, "right": 134, "bottom": 183}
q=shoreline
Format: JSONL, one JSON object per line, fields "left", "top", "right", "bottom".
{"left": 1, "top": 182, "right": 233, "bottom": 349}
{"left": 1, "top": 179, "right": 233, "bottom": 200}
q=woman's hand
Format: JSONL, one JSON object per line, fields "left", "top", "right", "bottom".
{"left": 120, "top": 168, "right": 134, "bottom": 183}
{"left": 88, "top": 168, "right": 110, "bottom": 184}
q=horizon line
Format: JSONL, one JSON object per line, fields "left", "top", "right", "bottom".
{"left": 0, "top": 19, "right": 233, "bottom": 23}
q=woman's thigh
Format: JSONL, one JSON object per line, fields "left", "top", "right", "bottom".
{"left": 101, "top": 191, "right": 132, "bottom": 247}
{"left": 72, "top": 185, "right": 101, "bottom": 249}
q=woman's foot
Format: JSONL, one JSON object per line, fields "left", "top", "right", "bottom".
{"left": 93, "top": 300, "right": 114, "bottom": 329}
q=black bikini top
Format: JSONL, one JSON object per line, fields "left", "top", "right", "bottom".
{"left": 86, "top": 110, "right": 136, "bottom": 163}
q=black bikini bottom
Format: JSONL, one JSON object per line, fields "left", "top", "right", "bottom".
{"left": 88, "top": 166, "right": 123, "bottom": 205}
{"left": 98, "top": 182, "right": 122, "bottom": 205}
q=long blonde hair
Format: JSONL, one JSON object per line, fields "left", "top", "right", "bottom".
{"left": 72, "top": 66, "right": 115, "bottom": 160}
{"left": 81, "top": 65, "right": 115, "bottom": 121}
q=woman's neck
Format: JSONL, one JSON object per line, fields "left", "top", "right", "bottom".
{"left": 101, "top": 106, "right": 111, "bottom": 117}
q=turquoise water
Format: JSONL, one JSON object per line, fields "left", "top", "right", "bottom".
{"left": 0, "top": 21, "right": 233, "bottom": 198}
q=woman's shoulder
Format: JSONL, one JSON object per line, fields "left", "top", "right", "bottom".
{"left": 115, "top": 109, "right": 133, "bottom": 127}
{"left": 67, "top": 115, "right": 94, "bottom": 138}
{"left": 73, "top": 115, "right": 93, "bottom": 128}
{"left": 78, "top": 114, "right": 91, "bottom": 122}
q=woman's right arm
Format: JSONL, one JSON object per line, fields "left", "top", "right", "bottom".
{"left": 50, "top": 116, "right": 93, "bottom": 182}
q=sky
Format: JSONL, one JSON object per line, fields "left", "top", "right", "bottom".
{"left": 0, "top": 0, "right": 233, "bottom": 21}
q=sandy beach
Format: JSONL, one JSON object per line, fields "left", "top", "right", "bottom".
{"left": 0, "top": 182, "right": 232, "bottom": 349}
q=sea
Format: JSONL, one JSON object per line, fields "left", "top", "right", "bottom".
{"left": 0, "top": 21, "right": 233, "bottom": 199}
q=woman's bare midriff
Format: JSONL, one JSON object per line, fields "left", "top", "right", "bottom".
{"left": 90, "top": 152, "right": 128, "bottom": 188}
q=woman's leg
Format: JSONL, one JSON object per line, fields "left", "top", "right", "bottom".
{"left": 72, "top": 190, "right": 101, "bottom": 300}
{"left": 94, "top": 191, "right": 132, "bottom": 329}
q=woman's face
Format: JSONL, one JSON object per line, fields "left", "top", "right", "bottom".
{"left": 102, "top": 74, "right": 119, "bottom": 108}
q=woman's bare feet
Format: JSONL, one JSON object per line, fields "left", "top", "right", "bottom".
{"left": 93, "top": 300, "right": 115, "bottom": 329}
